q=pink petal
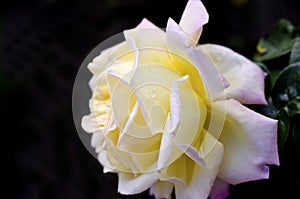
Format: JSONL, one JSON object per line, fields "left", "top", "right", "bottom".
{"left": 179, "top": 0, "right": 209, "bottom": 46}
{"left": 214, "top": 99, "right": 279, "bottom": 185}
{"left": 136, "top": 18, "right": 158, "bottom": 29}
{"left": 200, "top": 44, "right": 268, "bottom": 104}
{"left": 210, "top": 178, "right": 230, "bottom": 199}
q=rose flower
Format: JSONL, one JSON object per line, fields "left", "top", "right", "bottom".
{"left": 81, "top": 0, "right": 279, "bottom": 198}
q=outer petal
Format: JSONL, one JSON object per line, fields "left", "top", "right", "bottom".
{"left": 82, "top": 114, "right": 101, "bottom": 133}
{"left": 214, "top": 99, "right": 279, "bottom": 185}
{"left": 150, "top": 181, "right": 174, "bottom": 199}
{"left": 179, "top": 0, "right": 209, "bottom": 46}
{"left": 136, "top": 18, "right": 159, "bottom": 29}
{"left": 118, "top": 172, "right": 158, "bottom": 195}
{"left": 200, "top": 44, "right": 267, "bottom": 104}
{"left": 209, "top": 178, "right": 230, "bottom": 199}
{"left": 174, "top": 133, "right": 224, "bottom": 199}
{"left": 89, "top": 41, "right": 133, "bottom": 77}
{"left": 89, "top": 18, "right": 158, "bottom": 77}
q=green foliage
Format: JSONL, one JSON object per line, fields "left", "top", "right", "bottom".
{"left": 275, "top": 109, "right": 290, "bottom": 148}
{"left": 292, "top": 116, "right": 300, "bottom": 151}
{"left": 254, "top": 19, "right": 300, "bottom": 150}
{"left": 272, "top": 64, "right": 300, "bottom": 109}
{"left": 289, "top": 41, "right": 300, "bottom": 65}
{"left": 254, "top": 19, "right": 300, "bottom": 62}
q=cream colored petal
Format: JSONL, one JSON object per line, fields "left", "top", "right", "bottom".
{"left": 130, "top": 65, "right": 181, "bottom": 134}
{"left": 166, "top": 18, "right": 228, "bottom": 102}
{"left": 81, "top": 114, "right": 101, "bottom": 133}
{"left": 200, "top": 44, "right": 267, "bottom": 104}
{"left": 91, "top": 131, "right": 104, "bottom": 149}
{"left": 88, "top": 41, "right": 133, "bottom": 76}
{"left": 118, "top": 101, "right": 152, "bottom": 140}
{"left": 124, "top": 23, "right": 172, "bottom": 81}
{"left": 136, "top": 18, "right": 159, "bottom": 29}
{"left": 106, "top": 73, "right": 136, "bottom": 129}
{"left": 175, "top": 133, "right": 224, "bottom": 199}
{"left": 150, "top": 181, "right": 174, "bottom": 199}
{"left": 171, "top": 76, "right": 206, "bottom": 148}
{"left": 118, "top": 172, "right": 158, "bottom": 195}
{"left": 179, "top": 0, "right": 209, "bottom": 46}
{"left": 124, "top": 24, "right": 165, "bottom": 50}
{"left": 159, "top": 153, "right": 189, "bottom": 186}
{"left": 157, "top": 114, "right": 178, "bottom": 170}
{"left": 214, "top": 99, "right": 279, "bottom": 185}
{"left": 98, "top": 137, "right": 141, "bottom": 174}
{"left": 177, "top": 144, "right": 205, "bottom": 166}
{"left": 158, "top": 76, "right": 206, "bottom": 170}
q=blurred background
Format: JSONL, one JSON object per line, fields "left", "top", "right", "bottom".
{"left": 2, "top": 0, "right": 300, "bottom": 198}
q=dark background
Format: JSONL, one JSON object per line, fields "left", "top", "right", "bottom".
{"left": 2, "top": 0, "right": 300, "bottom": 198}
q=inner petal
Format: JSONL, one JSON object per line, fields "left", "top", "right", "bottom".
{"left": 130, "top": 64, "right": 182, "bottom": 134}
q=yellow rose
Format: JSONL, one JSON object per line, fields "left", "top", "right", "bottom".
{"left": 79, "top": 0, "right": 279, "bottom": 199}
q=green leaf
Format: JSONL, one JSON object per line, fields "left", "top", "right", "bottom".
{"left": 289, "top": 40, "right": 300, "bottom": 65}
{"left": 254, "top": 19, "right": 300, "bottom": 62}
{"left": 272, "top": 64, "right": 300, "bottom": 109}
{"left": 255, "top": 62, "right": 273, "bottom": 99}
{"left": 283, "top": 96, "right": 300, "bottom": 117}
{"left": 275, "top": 109, "right": 290, "bottom": 148}
{"left": 269, "top": 69, "right": 281, "bottom": 86}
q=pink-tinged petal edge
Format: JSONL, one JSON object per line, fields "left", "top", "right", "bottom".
{"left": 215, "top": 99, "right": 279, "bottom": 185}
{"left": 136, "top": 18, "right": 158, "bottom": 29}
{"left": 210, "top": 178, "right": 230, "bottom": 199}
{"left": 200, "top": 44, "right": 268, "bottom": 105}
{"left": 166, "top": 18, "right": 228, "bottom": 102}
{"left": 179, "top": 0, "right": 209, "bottom": 46}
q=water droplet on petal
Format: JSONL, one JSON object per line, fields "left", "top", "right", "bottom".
{"left": 150, "top": 90, "right": 156, "bottom": 98}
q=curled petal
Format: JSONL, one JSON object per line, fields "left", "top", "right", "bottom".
{"left": 106, "top": 73, "right": 136, "bottom": 129}
{"left": 124, "top": 19, "right": 166, "bottom": 54}
{"left": 215, "top": 99, "right": 279, "bottom": 185}
{"left": 166, "top": 18, "right": 228, "bottom": 101}
{"left": 175, "top": 133, "right": 224, "bottom": 199}
{"left": 130, "top": 65, "right": 180, "bottom": 134}
{"left": 118, "top": 172, "right": 158, "bottom": 195}
{"left": 200, "top": 44, "right": 267, "bottom": 104}
{"left": 82, "top": 114, "right": 101, "bottom": 133}
{"left": 157, "top": 75, "right": 207, "bottom": 170}
{"left": 89, "top": 41, "right": 133, "bottom": 78}
{"left": 150, "top": 181, "right": 174, "bottom": 199}
{"left": 179, "top": 0, "right": 209, "bottom": 46}
{"left": 124, "top": 24, "right": 172, "bottom": 83}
